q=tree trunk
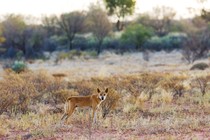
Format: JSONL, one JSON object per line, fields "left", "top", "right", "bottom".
{"left": 69, "top": 40, "right": 73, "bottom": 50}
{"left": 97, "top": 39, "right": 103, "bottom": 55}
{"left": 68, "top": 35, "right": 74, "bottom": 50}
{"left": 116, "top": 20, "right": 124, "bottom": 31}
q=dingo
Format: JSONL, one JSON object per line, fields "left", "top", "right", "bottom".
{"left": 61, "top": 88, "right": 108, "bottom": 123}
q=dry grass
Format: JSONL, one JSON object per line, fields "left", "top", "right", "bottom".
{"left": 0, "top": 70, "right": 210, "bottom": 139}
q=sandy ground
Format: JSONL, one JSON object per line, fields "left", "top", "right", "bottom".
{"left": 0, "top": 51, "right": 210, "bottom": 139}
{"left": 20, "top": 51, "right": 209, "bottom": 81}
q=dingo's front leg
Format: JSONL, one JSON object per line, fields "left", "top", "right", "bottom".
{"left": 92, "top": 108, "right": 97, "bottom": 124}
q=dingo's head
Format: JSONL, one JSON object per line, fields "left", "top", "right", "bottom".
{"left": 97, "top": 88, "right": 108, "bottom": 101}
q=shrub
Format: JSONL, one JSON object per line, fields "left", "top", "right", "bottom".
{"left": 72, "top": 36, "right": 98, "bottom": 51}
{"left": 191, "top": 75, "right": 210, "bottom": 96}
{"left": 26, "top": 71, "right": 68, "bottom": 105}
{"left": 11, "top": 60, "right": 27, "bottom": 73}
{"left": 0, "top": 72, "right": 37, "bottom": 114}
{"left": 182, "top": 30, "right": 210, "bottom": 64}
{"left": 56, "top": 50, "right": 98, "bottom": 63}
{"left": 160, "top": 74, "right": 187, "bottom": 97}
{"left": 56, "top": 52, "right": 69, "bottom": 61}
{"left": 43, "top": 37, "right": 57, "bottom": 53}
{"left": 68, "top": 80, "right": 95, "bottom": 96}
{"left": 124, "top": 73, "right": 164, "bottom": 100}
{"left": 143, "top": 32, "right": 186, "bottom": 51}
{"left": 5, "top": 47, "right": 17, "bottom": 58}
{"left": 22, "top": 71, "right": 54, "bottom": 103}
{"left": 101, "top": 89, "right": 120, "bottom": 118}
{"left": 0, "top": 70, "right": 69, "bottom": 115}
{"left": 48, "top": 79, "right": 68, "bottom": 105}
{"left": 85, "top": 36, "right": 98, "bottom": 50}
{"left": 139, "top": 73, "right": 164, "bottom": 99}
{"left": 0, "top": 47, "right": 7, "bottom": 55}
{"left": 82, "top": 51, "right": 98, "bottom": 59}
{"left": 190, "top": 62, "right": 209, "bottom": 70}
{"left": 121, "top": 24, "right": 153, "bottom": 50}
{"left": 55, "top": 50, "right": 81, "bottom": 62}
{"left": 102, "top": 37, "right": 121, "bottom": 50}
{"left": 51, "top": 35, "right": 68, "bottom": 46}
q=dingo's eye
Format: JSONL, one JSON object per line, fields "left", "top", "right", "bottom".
{"left": 104, "top": 94, "right": 106, "bottom": 96}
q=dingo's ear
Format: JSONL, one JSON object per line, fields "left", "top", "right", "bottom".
{"left": 97, "top": 88, "right": 101, "bottom": 93}
{"left": 105, "top": 88, "right": 108, "bottom": 93}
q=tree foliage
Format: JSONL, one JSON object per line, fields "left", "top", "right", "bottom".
{"left": 57, "top": 11, "right": 85, "bottom": 50}
{"left": 104, "top": 0, "right": 136, "bottom": 30}
{"left": 42, "top": 15, "right": 60, "bottom": 37}
{"left": 0, "top": 24, "right": 5, "bottom": 44}
{"left": 121, "top": 24, "right": 153, "bottom": 50}
{"left": 150, "top": 6, "right": 176, "bottom": 36}
{"left": 1, "top": 15, "right": 27, "bottom": 53}
{"left": 1, "top": 15, "right": 46, "bottom": 58}
{"left": 87, "top": 5, "right": 112, "bottom": 54}
{"left": 182, "top": 28, "right": 210, "bottom": 63}
{"left": 104, "top": 0, "right": 136, "bottom": 18}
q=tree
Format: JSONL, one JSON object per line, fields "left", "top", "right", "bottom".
{"left": 0, "top": 24, "right": 6, "bottom": 44}
{"left": 42, "top": 15, "right": 60, "bottom": 37}
{"left": 0, "top": 37, "right": 5, "bottom": 44}
{"left": 104, "top": 0, "right": 136, "bottom": 31}
{"left": 57, "top": 11, "right": 85, "bottom": 50}
{"left": 182, "top": 28, "right": 210, "bottom": 63}
{"left": 191, "top": 76, "right": 210, "bottom": 96}
{"left": 1, "top": 15, "right": 46, "bottom": 58}
{"left": 87, "top": 5, "right": 112, "bottom": 54}
{"left": 201, "top": 9, "right": 210, "bottom": 21}
{"left": 121, "top": 24, "right": 153, "bottom": 50}
{"left": 23, "top": 25, "right": 46, "bottom": 57}
{"left": 150, "top": 6, "right": 176, "bottom": 36}
{"left": 195, "top": 0, "right": 210, "bottom": 22}
{"left": 1, "top": 15, "right": 27, "bottom": 54}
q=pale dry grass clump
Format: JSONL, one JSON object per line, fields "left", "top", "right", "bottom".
{"left": 154, "top": 88, "right": 173, "bottom": 104}
{"left": 0, "top": 71, "right": 37, "bottom": 114}
{"left": 190, "top": 74, "right": 210, "bottom": 96}
{"left": 161, "top": 90, "right": 173, "bottom": 104}
{"left": 159, "top": 74, "right": 188, "bottom": 97}
{"left": 0, "top": 70, "right": 70, "bottom": 115}
{"left": 0, "top": 117, "right": 10, "bottom": 137}
{"left": 121, "top": 91, "right": 146, "bottom": 113}
{"left": 1, "top": 70, "right": 210, "bottom": 139}
{"left": 101, "top": 89, "right": 121, "bottom": 118}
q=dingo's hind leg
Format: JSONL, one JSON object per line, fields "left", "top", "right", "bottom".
{"left": 61, "top": 101, "right": 75, "bottom": 123}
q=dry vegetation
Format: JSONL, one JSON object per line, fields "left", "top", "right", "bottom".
{"left": 0, "top": 68, "right": 209, "bottom": 139}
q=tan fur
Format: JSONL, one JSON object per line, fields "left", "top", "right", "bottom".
{"left": 61, "top": 88, "right": 108, "bottom": 123}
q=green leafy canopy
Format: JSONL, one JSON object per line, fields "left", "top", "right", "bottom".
{"left": 104, "top": 0, "right": 136, "bottom": 18}
{"left": 121, "top": 24, "right": 154, "bottom": 50}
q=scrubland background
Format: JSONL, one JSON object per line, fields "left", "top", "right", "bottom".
{"left": 0, "top": 0, "right": 210, "bottom": 139}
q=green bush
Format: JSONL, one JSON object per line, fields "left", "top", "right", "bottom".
{"left": 102, "top": 37, "right": 121, "bottom": 50}
{"left": 11, "top": 61, "right": 27, "bottom": 73}
{"left": 143, "top": 32, "right": 186, "bottom": 51}
{"left": 190, "top": 62, "right": 209, "bottom": 70}
{"left": 121, "top": 24, "right": 154, "bottom": 50}
{"left": 73, "top": 36, "right": 97, "bottom": 50}
{"left": 50, "top": 35, "right": 68, "bottom": 46}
